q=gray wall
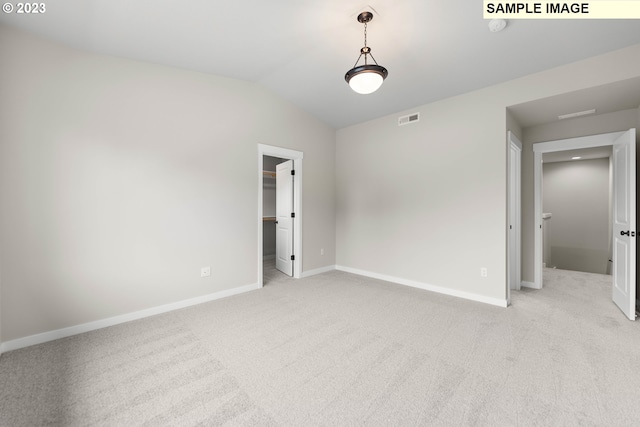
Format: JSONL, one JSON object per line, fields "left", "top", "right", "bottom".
{"left": 543, "top": 158, "right": 610, "bottom": 274}
{"left": 506, "top": 110, "right": 523, "bottom": 141}
{"left": 2, "top": 24, "right": 640, "bottom": 344}
{"left": 0, "top": 26, "right": 336, "bottom": 342}
{"left": 520, "top": 108, "right": 640, "bottom": 283}
{"left": 337, "top": 44, "right": 640, "bottom": 304}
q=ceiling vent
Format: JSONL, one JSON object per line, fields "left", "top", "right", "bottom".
{"left": 398, "top": 112, "right": 420, "bottom": 126}
{"left": 558, "top": 109, "right": 596, "bottom": 120}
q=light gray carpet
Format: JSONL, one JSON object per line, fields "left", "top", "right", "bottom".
{"left": 1, "top": 266, "right": 639, "bottom": 426}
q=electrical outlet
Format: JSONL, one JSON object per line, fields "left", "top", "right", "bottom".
{"left": 201, "top": 266, "right": 211, "bottom": 277}
{"left": 480, "top": 267, "right": 488, "bottom": 278}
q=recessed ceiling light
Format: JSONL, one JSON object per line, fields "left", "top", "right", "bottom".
{"left": 558, "top": 109, "right": 596, "bottom": 120}
{"left": 572, "top": 156, "right": 582, "bottom": 160}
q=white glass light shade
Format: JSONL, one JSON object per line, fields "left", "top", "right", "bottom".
{"left": 345, "top": 64, "right": 388, "bottom": 95}
{"left": 348, "top": 71, "right": 384, "bottom": 94}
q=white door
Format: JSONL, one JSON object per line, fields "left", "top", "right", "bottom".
{"left": 508, "top": 132, "right": 522, "bottom": 300}
{"left": 612, "top": 129, "right": 636, "bottom": 320}
{"left": 276, "top": 160, "right": 294, "bottom": 276}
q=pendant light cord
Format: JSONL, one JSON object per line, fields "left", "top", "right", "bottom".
{"left": 363, "top": 21, "right": 368, "bottom": 65}
{"left": 348, "top": 12, "right": 383, "bottom": 70}
{"left": 364, "top": 21, "right": 368, "bottom": 47}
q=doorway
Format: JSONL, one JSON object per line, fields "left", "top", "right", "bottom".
{"left": 542, "top": 148, "right": 612, "bottom": 274}
{"left": 532, "top": 130, "right": 637, "bottom": 320}
{"left": 257, "top": 144, "right": 304, "bottom": 287}
{"left": 262, "top": 155, "right": 287, "bottom": 279}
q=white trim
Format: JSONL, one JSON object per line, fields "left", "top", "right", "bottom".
{"left": 534, "top": 150, "right": 543, "bottom": 289}
{"left": 336, "top": 265, "right": 508, "bottom": 308}
{"left": 258, "top": 144, "right": 305, "bottom": 160}
{"left": 258, "top": 144, "right": 304, "bottom": 286}
{"left": 509, "top": 131, "right": 523, "bottom": 151}
{"left": 0, "top": 283, "right": 260, "bottom": 353}
{"left": 533, "top": 132, "right": 623, "bottom": 154}
{"left": 521, "top": 281, "right": 541, "bottom": 290}
{"left": 533, "top": 131, "right": 623, "bottom": 288}
{"left": 507, "top": 131, "right": 523, "bottom": 307}
{"left": 301, "top": 265, "right": 336, "bottom": 278}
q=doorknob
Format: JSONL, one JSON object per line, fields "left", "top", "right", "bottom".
{"left": 620, "top": 230, "right": 636, "bottom": 237}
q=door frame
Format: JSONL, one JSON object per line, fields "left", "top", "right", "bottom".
{"left": 258, "top": 144, "right": 303, "bottom": 286}
{"left": 507, "top": 131, "right": 523, "bottom": 305}
{"left": 532, "top": 131, "right": 625, "bottom": 289}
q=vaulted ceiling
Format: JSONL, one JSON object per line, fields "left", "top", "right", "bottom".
{"left": 2, "top": 1, "right": 640, "bottom": 129}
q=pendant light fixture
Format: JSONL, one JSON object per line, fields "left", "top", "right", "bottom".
{"left": 345, "top": 11, "right": 388, "bottom": 95}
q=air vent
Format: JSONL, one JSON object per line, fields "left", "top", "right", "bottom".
{"left": 398, "top": 112, "right": 420, "bottom": 126}
{"left": 558, "top": 109, "right": 596, "bottom": 120}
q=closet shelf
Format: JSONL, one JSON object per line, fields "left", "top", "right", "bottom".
{"left": 263, "top": 217, "right": 276, "bottom": 222}
{"left": 263, "top": 170, "right": 276, "bottom": 178}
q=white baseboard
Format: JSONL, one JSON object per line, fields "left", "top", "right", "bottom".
{"left": 335, "top": 265, "right": 507, "bottom": 308}
{"left": 0, "top": 283, "right": 260, "bottom": 354}
{"left": 521, "top": 281, "right": 541, "bottom": 289}
{"left": 301, "top": 265, "right": 336, "bottom": 278}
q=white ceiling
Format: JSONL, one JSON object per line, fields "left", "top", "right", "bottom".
{"left": 2, "top": 0, "right": 640, "bottom": 129}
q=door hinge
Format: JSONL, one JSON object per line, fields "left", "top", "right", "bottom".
{"left": 291, "top": 212, "right": 295, "bottom": 218}
{"left": 291, "top": 255, "right": 295, "bottom": 261}
{"left": 291, "top": 170, "right": 295, "bottom": 176}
